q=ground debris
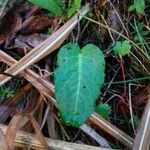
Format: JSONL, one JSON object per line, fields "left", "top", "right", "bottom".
{"left": 0, "top": 2, "right": 52, "bottom": 53}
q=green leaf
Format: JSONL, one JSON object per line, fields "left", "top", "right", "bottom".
{"left": 95, "top": 103, "right": 111, "bottom": 119}
{"left": 129, "top": 0, "right": 145, "bottom": 14}
{"left": 135, "top": 0, "right": 145, "bottom": 14}
{"left": 67, "top": 0, "right": 81, "bottom": 17}
{"left": 0, "top": 86, "right": 14, "bottom": 100}
{"left": 54, "top": 43, "right": 105, "bottom": 127}
{"left": 113, "top": 40, "right": 132, "bottom": 56}
{"left": 27, "top": 0, "right": 63, "bottom": 16}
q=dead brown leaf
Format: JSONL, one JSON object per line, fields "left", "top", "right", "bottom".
{"left": 28, "top": 115, "right": 49, "bottom": 149}
{"left": 0, "top": 2, "right": 52, "bottom": 53}
{"left": 0, "top": 10, "right": 22, "bottom": 44}
{"left": 5, "top": 34, "right": 49, "bottom": 54}
{"left": 19, "top": 15, "right": 52, "bottom": 35}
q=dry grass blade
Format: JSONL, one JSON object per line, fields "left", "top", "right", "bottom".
{"left": 6, "top": 115, "right": 22, "bottom": 149}
{"left": 0, "top": 4, "right": 90, "bottom": 85}
{"left": 0, "top": 50, "right": 55, "bottom": 103}
{"left": 0, "top": 123, "right": 116, "bottom": 150}
{"left": 132, "top": 98, "right": 150, "bottom": 150}
{"left": 28, "top": 115, "right": 49, "bottom": 150}
{"left": 88, "top": 113, "right": 133, "bottom": 149}
{"left": 0, "top": 50, "right": 133, "bottom": 148}
{"left": 0, "top": 128, "right": 9, "bottom": 150}
{"left": 47, "top": 110, "right": 56, "bottom": 138}
{"left": 80, "top": 124, "right": 111, "bottom": 148}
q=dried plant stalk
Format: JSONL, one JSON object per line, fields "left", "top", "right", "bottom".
{"left": 89, "top": 113, "right": 133, "bottom": 149}
{"left": 0, "top": 50, "right": 55, "bottom": 103}
{"left": 0, "top": 123, "right": 115, "bottom": 150}
{"left": 80, "top": 124, "right": 111, "bottom": 148}
{"left": 0, "top": 50, "right": 133, "bottom": 148}
{"left": 132, "top": 98, "right": 150, "bottom": 150}
{"left": 0, "top": 4, "right": 90, "bottom": 85}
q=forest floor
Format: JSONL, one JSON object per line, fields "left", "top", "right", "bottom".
{"left": 0, "top": 0, "right": 150, "bottom": 150}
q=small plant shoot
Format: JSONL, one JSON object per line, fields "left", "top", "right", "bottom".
{"left": 113, "top": 40, "right": 132, "bottom": 56}
{"left": 67, "top": 0, "right": 81, "bottom": 17}
{"left": 54, "top": 43, "right": 105, "bottom": 127}
{"left": 129, "top": 0, "right": 145, "bottom": 15}
{"left": 95, "top": 103, "right": 111, "bottom": 119}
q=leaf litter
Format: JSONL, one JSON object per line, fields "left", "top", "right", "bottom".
{"left": 0, "top": 2, "right": 52, "bottom": 54}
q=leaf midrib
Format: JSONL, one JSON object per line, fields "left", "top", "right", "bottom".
{"left": 73, "top": 54, "right": 82, "bottom": 123}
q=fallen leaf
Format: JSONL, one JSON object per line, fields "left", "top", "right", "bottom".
{"left": 5, "top": 34, "right": 49, "bottom": 54}
{"left": 0, "top": 10, "right": 22, "bottom": 44}
{"left": 16, "top": 2, "right": 41, "bottom": 19}
{"left": 19, "top": 15, "right": 52, "bottom": 35}
{"left": 0, "top": 2, "right": 53, "bottom": 54}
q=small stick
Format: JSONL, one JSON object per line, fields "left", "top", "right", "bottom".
{"left": 88, "top": 113, "right": 133, "bottom": 149}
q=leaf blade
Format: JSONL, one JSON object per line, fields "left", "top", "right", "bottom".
{"left": 128, "top": 0, "right": 145, "bottom": 15}
{"left": 135, "top": 0, "right": 145, "bottom": 14}
{"left": 67, "top": 0, "right": 81, "bottom": 17}
{"left": 54, "top": 43, "right": 105, "bottom": 127}
{"left": 95, "top": 103, "right": 111, "bottom": 119}
{"left": 112, "top": 40, "right": 131, "bottom": 56}
{"left": 27, "top": 0, "right": 63, "bottom": 16}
